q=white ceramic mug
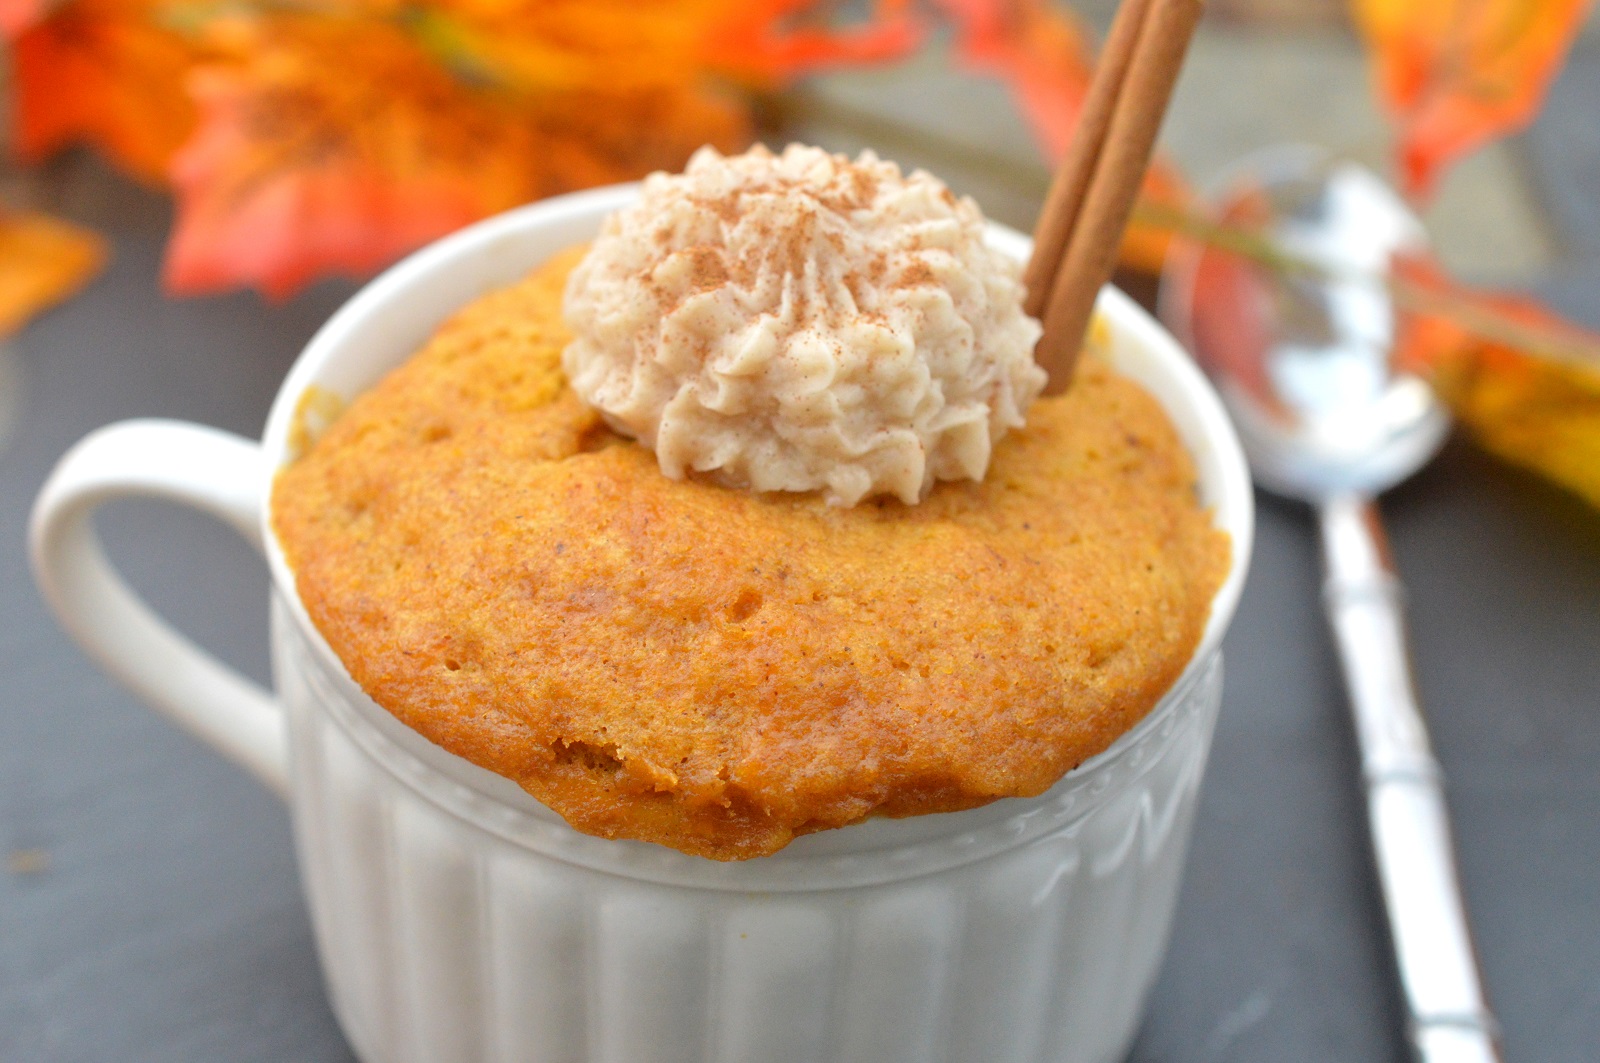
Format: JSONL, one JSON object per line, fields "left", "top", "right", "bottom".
{"left": 31, "top": 184, "right": 1253, "bottom": 1063}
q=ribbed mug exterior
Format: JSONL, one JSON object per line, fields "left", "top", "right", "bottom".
{"left": 275, "top": 595, "right": 1224, "bottom": 1063}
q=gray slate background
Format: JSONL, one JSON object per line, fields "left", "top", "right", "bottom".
{"left": 4, "top": 39, "right": 1600, "bottom": 1063}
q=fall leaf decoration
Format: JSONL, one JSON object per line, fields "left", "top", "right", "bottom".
{"left": 10, "top": 0, "right": 200, "bottom": 186}
{"left": 707, "top": 0, "right": 923, "bottom": 81}
{"left": 1393, "top": 258, "right": 1600, "bottom": 508}
{"left": 413, "top": 0, "right": 745, "bottom": 102}
{"left": 164, "top": 8, "right": 747, "bottom": 298}
{"left": 1426, "top": 342, "right": 1600, "bottom": 511}
{"left": 164, "top": 15, "right": 540, "bottom": 300}
{"left": 0, "top": 0, "right": 46, "bottom": 34}
{"left": 1353, "top": 0, "right": 1596, "bottom": 201}
{"left": 4, "top": 0, "right": 1593, "bottom": 299}
{"left": 399, "top": 0, "right": 749, "bottom": 191}
{"left": 0, "top": 212, "right": 108, "bottom": 337}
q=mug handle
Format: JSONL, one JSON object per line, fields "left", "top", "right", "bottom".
{"left": 29, "top": 419, "right": 288, "bottom": 797}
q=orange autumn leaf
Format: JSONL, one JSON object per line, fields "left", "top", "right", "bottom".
{"left": 12, "top": 0, "right": 200, "bottom": 186}
{"left": 934, "top": 0, "right": 1189, "bottom": 272}
{"left": 1393, "top": 258, "right": 1600, "bottom": 508}
{"left": 165, "top": 12, "right": 747, "bottom": 299}
{"left": 0, "top": 0, "right": 47, "bottom": 35}
{"left": 0, "top": 212, "right": 108, "bottom": 336}
{"left": 164, "top": 16, "right": 540, "bottom": 299}
{"left": 705, "top": 0, "right": 923, "bottom": 81}
{"left": 403, "top": 0, "right": 750, "bottom": 159}
{"left": 421, "top": 0, "right": 742, "bottom": 89}
{"left": 1353, "top": 0, "right": 1595, "bottom": 201}
{"left": 515, "top": 88, "right": 745, "bottom": 195}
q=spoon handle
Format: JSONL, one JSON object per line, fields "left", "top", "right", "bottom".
{"left": 1318, "top": 493, "right": 1504, "bottom": 1063}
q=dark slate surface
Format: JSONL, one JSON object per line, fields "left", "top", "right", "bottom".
{"left": 1526, "top": 47, "right": 1600, "bottom": 262}
{"left": 4, "top": 154, "right": 1599, "bottom": 1063}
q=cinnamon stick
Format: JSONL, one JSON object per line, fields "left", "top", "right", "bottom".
{"left": 1033, "top": 0, "right": 1204, "bottom": 395}
{"left": 1023, "top": 0, "right": 1153, "bottom": 320}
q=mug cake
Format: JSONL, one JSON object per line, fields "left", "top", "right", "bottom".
{"left": 270, "top": 145, "right": 1229, "bottom": 860}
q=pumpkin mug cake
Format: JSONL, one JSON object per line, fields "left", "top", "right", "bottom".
{"left": 271, "top": 145, "right": 1230, "bottom": 860}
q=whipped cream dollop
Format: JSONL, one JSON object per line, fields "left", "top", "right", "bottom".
{"left": 562, "top": 144, "right": 1045, "bottom": 506}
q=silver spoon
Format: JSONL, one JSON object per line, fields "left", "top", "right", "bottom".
{"left": 1159, "top": 145, "right": 1503, "bottom": 1063}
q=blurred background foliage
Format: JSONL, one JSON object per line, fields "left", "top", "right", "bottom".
{"left": 1, "top": 0, "right": 1597, "bottom": 504}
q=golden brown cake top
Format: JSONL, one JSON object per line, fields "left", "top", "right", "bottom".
{"left": 271, "top": 246, "right": 1230, "bottom": 860}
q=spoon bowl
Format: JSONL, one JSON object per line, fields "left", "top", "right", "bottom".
{"left": 1159, "top": 144, "right": 1450, "bottom": 501}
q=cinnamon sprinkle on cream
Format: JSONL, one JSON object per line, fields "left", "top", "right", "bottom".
{"left": 562, "top": 144, "right": 1045, "bottom": 506}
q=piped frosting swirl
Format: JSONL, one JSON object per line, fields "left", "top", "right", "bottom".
{"left": 562, "top": 144, "right": 1045, "bottom": 505}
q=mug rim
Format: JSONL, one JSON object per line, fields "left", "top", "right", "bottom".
{"left": 258, "top": 182, "right": 1255, "bottom": 871}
